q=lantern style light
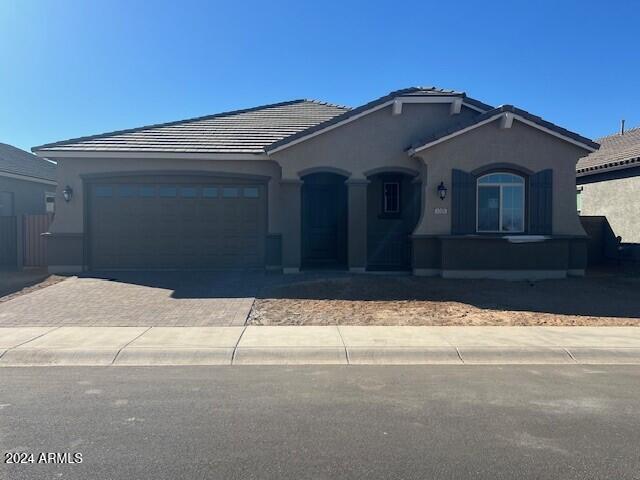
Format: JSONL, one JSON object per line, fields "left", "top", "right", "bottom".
{"left": 62, "top": 185, "right": 73, "bottom": 202}
{"left": 437, "top": 181, "right": 447, "bottom": 200}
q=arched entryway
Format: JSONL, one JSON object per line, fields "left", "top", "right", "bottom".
{"left": 366, "top": 171, "right": 421, "bottom": 271}
{"left": 301, "top": 172, "right": 348, "bottom": 269}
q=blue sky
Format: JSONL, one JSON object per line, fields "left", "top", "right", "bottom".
{"left": 1, "top": 0, "right": 638, "bottom": 152}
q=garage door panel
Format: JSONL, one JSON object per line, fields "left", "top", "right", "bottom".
{"left": 89, "top": 179, "right": 266, "bottom": 270}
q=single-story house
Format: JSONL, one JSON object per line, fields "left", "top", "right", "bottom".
{"left": 32, "top": 87, "right": 597, "bottom": 279}
{"left": 577, "top": 124, "right": 640, "bottom": 243}
{"left": 0, "top": 143, "right": 57, "bottom": 268}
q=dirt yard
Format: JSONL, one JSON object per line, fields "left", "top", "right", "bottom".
{"left": 249, "top": 270, "right": 640, "bottom": 326}
{"left": 0, "top": 268, "right": 66, "bottom": 303}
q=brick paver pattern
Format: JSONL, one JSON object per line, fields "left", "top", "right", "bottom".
{"left": 0, "top": 272, "right": 259, "bottom": 327}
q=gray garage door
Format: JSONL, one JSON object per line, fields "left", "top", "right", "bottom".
{"left": 89, "top": 177, "right": 266, "bottom": 270}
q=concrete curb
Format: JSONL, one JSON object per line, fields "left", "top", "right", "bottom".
{"left": 1, "top": 348, "right": 120, "bottom": 366}
{"left": 457, "top": 347, "right": 575, "bottom": 364}
{"left": 233, "top": 347, "right": 348, "bottom": 365}
{"left": 346, "top": 347, "right": 462, "bottom": 364}
{"left": 2, "top": 327, "right": 640, "bottom": 366}
{"left": 566, "top": 348, "right": 640, "bottom": 364}
{"left": 115, "top": 347, "right": 235, "bottom": 366}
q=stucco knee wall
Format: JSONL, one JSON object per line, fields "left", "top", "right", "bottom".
{"left": 412, "top": 236, "right": 586, "bottom": 279}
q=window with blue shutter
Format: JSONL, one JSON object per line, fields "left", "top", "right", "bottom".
{"left": 451, "top": 169, "right": 476, "bottom": 234}
{"left": 529, "top": 169, "right": 553, "bottom": 234}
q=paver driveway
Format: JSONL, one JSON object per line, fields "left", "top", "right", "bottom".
{"left": 0, "top": 271, "right": 262, "bottom": 327}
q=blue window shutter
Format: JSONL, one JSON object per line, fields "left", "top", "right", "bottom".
{"left": 451, "top": 169, "right": 476, "bottom": 234}
{"left": 529, "top": 169, "right": 553, "bottom": 234}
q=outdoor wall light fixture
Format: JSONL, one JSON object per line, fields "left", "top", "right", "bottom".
{"left": 437, "top": 181, "right": 447, "bottom": 200}
{"left": 62, "top": 185, "right": 73, "bottom": 202}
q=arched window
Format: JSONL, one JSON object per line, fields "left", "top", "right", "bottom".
{"left": 477, "top": 172, "right": 525, "bottom": 233}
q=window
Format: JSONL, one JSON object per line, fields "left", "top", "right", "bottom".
{"left": 180, "top": 187, "right": 197, "bottom": 198}
{"left": 118, "top": 185, "right": 138, "bottom": 197}
{"left": 159, "top": 186, "right": 177, "bottom": 197}
{"left": 477, "top": 172, "right": 524, "bottom": 233}
{"left": 140, "top": 186, "right": 155, "bottom": 197}
{"left": 243, "top": 187, "right": 259, "bottom": 198}
{"left": 94, "top": 186, "right": 113, "bottom": 198}
{"left": 382, "top": 182, "right": 400, "bottom": 214}
{"left": 202, "top": 187, "right": 218, "bottom": 198}
{"left": 45, "top": 192, "right": 55, "bottom": 213}
{"left": 222, "top": 187, "right": 239, "bottom": 198}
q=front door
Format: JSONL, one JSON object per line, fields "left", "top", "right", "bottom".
{"left": 301, "top": 173, "right": 347, "bottom": 268}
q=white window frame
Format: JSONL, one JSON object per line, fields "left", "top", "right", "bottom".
{"left": 476, "top": 173, "right": 525, "bottom": 233}
{"left": 383, "top": 182, "right": 400, "bottom": 214}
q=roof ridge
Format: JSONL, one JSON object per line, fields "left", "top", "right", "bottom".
{"left": 265, "top": 86, "right": 491, "bottom": 153}
{"left": 302, "top": 98, "right": 352, "bottom": 111}
{"left": 31, "top": 99, "right": 315, "bottom": 152}
{"left": 595, "top": 125, "right": 640, "bottom": 142}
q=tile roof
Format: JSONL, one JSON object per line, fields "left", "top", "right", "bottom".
{"left": 265, "top": 87, "right": 494, "bottom": 152}
{"left": 0, "top": 143, "right": 56, "bottom": 182}
{"left": 33, "top": 100, "right": 350, "bottom": 154}
{"left": 576, "top": 126, "right": 640, "bottom": 176}
{"left": 409, "top": 105, "right": 599, "bottom": 153}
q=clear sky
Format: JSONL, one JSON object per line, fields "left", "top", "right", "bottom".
{"left": 1, "top": 0, "right": 638, "bottom": 152}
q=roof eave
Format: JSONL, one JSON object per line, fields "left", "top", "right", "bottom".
{"left": 577, "top": 156, "right": 640, "bottom": 177}
{"left": 0, "top": 169, "right": 57, "bottom": 185}
{"left": 33, "top": 150, "right": 271, "bottom": 161}
{"left": 409, "top": 107, "right": 598, "bottom": 156}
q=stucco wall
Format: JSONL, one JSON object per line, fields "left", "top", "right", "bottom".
{"left": 579, "top": 174, "right": 640, "bottom": 243}
{"left": 0, "top": 176, "right": 54, "bottom": 216}
{"left": 414, "top": 120, "right": 590, "bottom": 236}
{"left": 49, "top": 157, "right": 282, "bottom": 234}
{"left": 272, "top": 103, "right": 478, "bottom": 179}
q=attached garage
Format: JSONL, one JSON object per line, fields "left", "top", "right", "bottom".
{"left": 87, "top": 175, "right": 267, "bottom": 270}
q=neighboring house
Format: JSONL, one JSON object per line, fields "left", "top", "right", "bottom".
{"left": 0, "top": 143, "right": 57, "bottom": 268}
{"left": 576, "top": 125, "right": 640, "bottom": 243}
{"left": 32, "top": 87, "right": 597, "bottom": 279}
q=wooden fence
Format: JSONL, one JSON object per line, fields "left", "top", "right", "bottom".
{"left": 22, "top": 214, "right": 53, "bottom": 267}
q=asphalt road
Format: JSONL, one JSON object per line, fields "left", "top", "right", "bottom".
{"left": 1, "top": 366, "right": 639, "bottom": 480}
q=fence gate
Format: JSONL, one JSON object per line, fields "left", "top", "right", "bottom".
{"left": 0, "top": 216, "right": 18, "bottom": 267}
{"left": 23, "top": 214, "right": 53, "bottom": 267}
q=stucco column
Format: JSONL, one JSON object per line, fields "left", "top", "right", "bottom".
{"left": 346, "top": 178, "right": 368, "bottom": 273}
{"left": 280, "top": 179, "right": 302, "bottom": 273}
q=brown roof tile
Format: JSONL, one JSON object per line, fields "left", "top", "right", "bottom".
{"left": 577, "top": 126, "right": 640, "bottom": 176}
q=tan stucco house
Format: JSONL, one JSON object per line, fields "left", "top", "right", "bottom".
{"left": 32, "top": 87, "right": 598, "bottom": 279}
{"left": 577, "top": 124, "right": 640, "bottom": 244}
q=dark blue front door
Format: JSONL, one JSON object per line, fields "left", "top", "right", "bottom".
{"left": 301, "top": 173, "right": 347, "bottom": 268}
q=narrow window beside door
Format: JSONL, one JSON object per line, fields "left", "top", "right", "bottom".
{"left": 383, "top": 182, "right": 400, "bottom": 214}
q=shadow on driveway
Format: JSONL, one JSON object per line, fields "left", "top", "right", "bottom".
{"left": 80, "top": 269, "right": 640, "bottom": 321}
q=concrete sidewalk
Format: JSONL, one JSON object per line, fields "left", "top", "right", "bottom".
{"left": 1, "top": 326, "right": 640, "bottom": 366}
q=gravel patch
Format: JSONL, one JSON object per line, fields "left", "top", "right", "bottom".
{"left": 249, "top": 273, "right": 640, "bottom": 326}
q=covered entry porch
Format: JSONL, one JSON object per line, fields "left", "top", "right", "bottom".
{"left": 279, "top": 168, "right": 422, "bottom": 273}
